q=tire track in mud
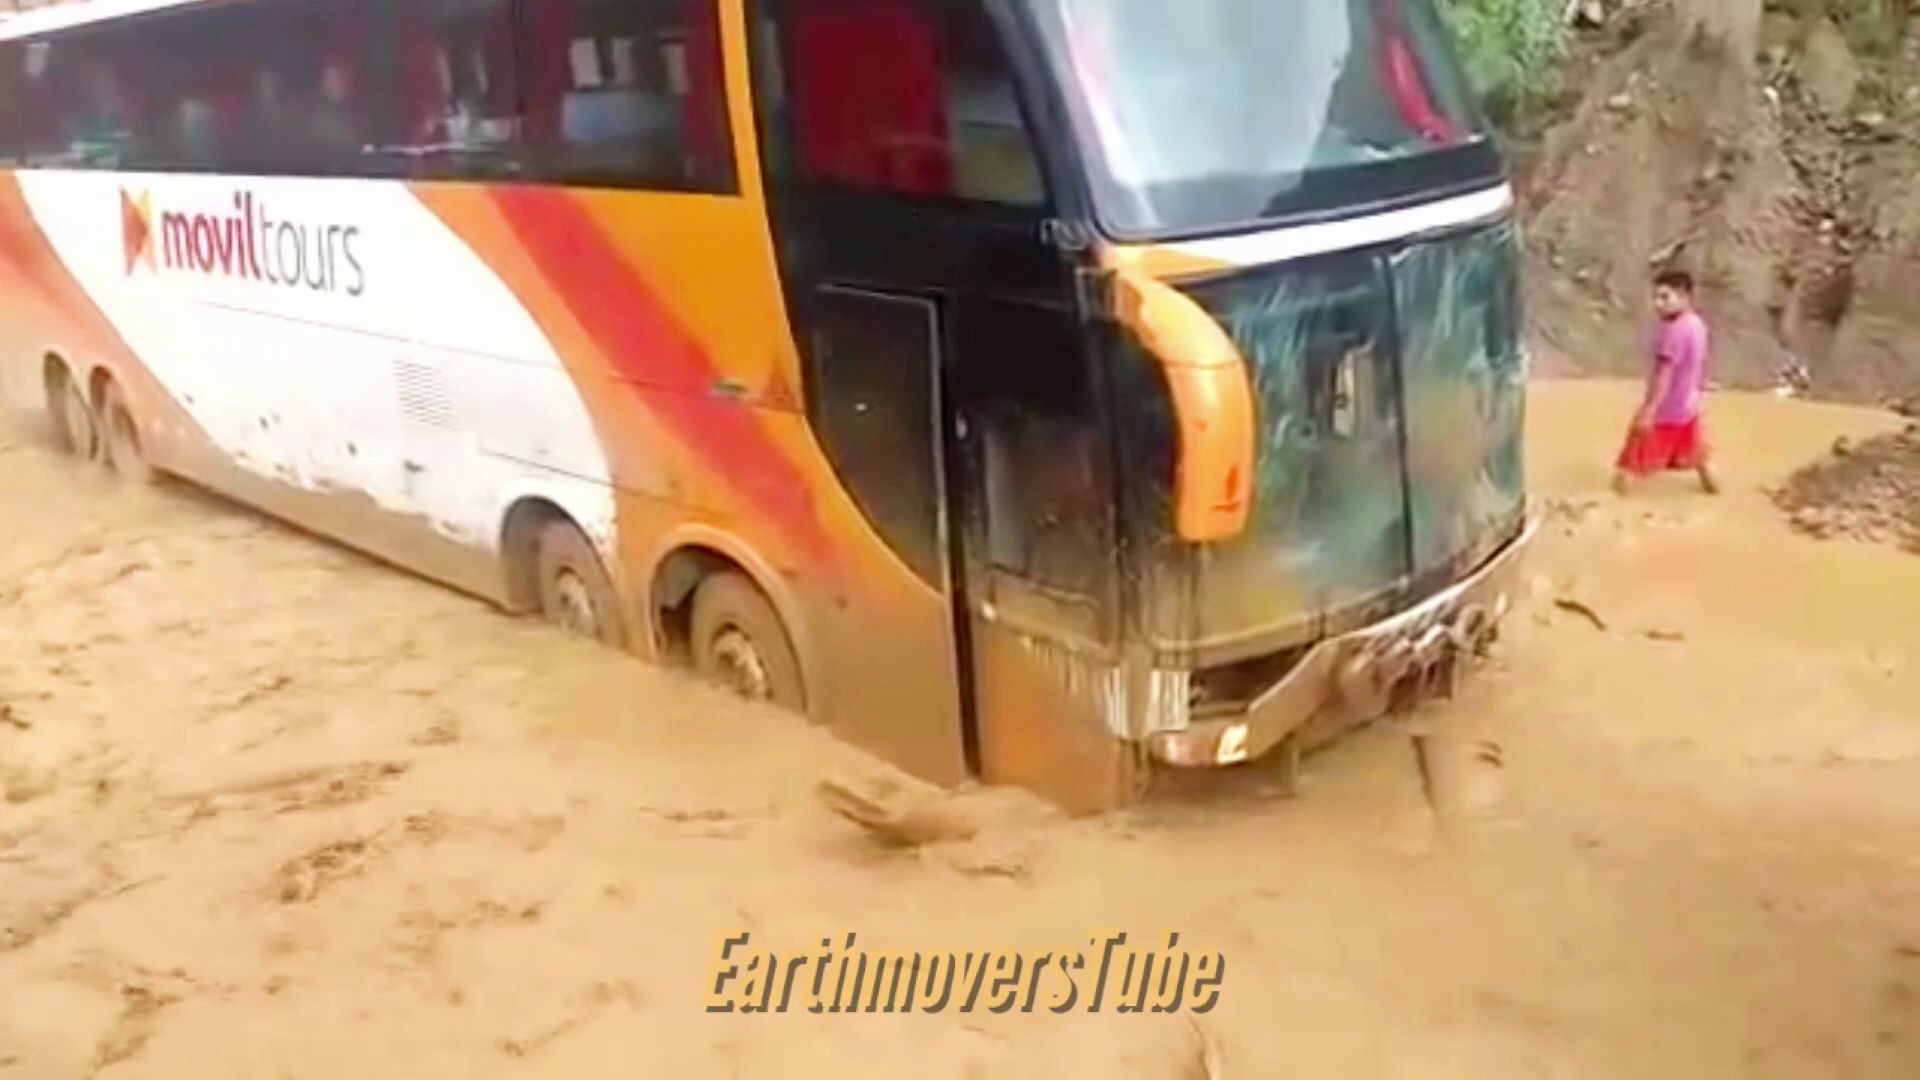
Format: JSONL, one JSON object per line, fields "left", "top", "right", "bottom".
{"left": 269, "top": 810, "right": 568, "bottom": 906}
{"left": 0, "top": 415, "right": 648, "bottom": 1075}
{"left": 0, "top": 872, "right": 142, "bottom": 956}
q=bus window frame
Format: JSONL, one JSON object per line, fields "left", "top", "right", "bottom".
{"left": 512, "top": 0, "right": 743, "bottom": 196}
{"left": 0, "top": 0, "right": 747, "bottom": 198}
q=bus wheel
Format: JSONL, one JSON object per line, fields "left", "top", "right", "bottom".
{"left": 690, "top": 572, "right": 805, "bottom": 712}
{"left": 48, "top": 369, "right": 101, "bottom": 463}
{"left": 99, "top": 381, "right": 155, "bottom": 485}
{"left": 535, "top": 521, "right": 626, "bottom": 647}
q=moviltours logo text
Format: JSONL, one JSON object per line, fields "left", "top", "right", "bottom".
{"left": 119, "top": 187, "right": 365, "bottom": 297}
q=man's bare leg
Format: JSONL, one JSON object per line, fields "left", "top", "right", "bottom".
{"left": 1696, "top": 459, "right": 1721, "bottom": 495}
{"left": 1612, "top": 468, "right": 1632, "bottom": 495}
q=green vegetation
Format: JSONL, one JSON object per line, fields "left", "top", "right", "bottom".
{"left": 1438, "top": 0, "right": 1570, "bottom": 125}
{"left": 1842, "top": 0, "right": 1907, "bottom": 56}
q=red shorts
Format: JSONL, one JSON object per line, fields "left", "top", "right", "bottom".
{"left": 1617, "top": 418, "right": 1706, "bottom": 475}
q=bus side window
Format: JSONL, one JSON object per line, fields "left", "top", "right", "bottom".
{"left": 782, "top": 0, "right": 1044, "bottom": 207}
{"left": 2, "top": 0, "right": 403, "bottom": 177}
{"left": 41, "top": 42, "right": 124, "bottom": 168}
{"left": 516, "top": 0, "right": 735, "bottom": 192}
{"left": 391, "top": 0, "right": 522, "bottom": 178}
{"left": 0, "top": 44, "right": 22, "bottom": 165}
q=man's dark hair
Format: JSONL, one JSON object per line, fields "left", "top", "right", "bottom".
{"left": 1654, "top": 269, "right": 1695, "bottom": 294}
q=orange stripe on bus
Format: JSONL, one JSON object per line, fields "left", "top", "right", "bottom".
{"left": 482, "top": 186, "right": 833, "bottom": 560}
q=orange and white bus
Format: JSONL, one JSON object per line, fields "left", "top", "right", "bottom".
{"left": 0, "top": 0, "right": 1533, "bottom": 812}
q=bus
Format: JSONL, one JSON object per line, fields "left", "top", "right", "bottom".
{"left": 0, "top": 0, "right": 1533, "bottom": 813}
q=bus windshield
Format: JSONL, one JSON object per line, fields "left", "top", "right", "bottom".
{"left": 1024, "top": 0, "right": 1495, "bottom": 237}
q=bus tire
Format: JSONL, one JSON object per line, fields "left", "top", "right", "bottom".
{"left": 534, "top": 520, "right": 627, "bottom": 648}
{"left": 99, "top": 380, "right": 156, "bottom": 485}
{"left": 690, "top": 571, "right": 805, "bottom": 713}
{"left": 48, "top": 367, "right": 101, "bottom": 463}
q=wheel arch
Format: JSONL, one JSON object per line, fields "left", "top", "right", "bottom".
{"left": 495, "top": 481, "right": 618, "bottom": 615}
{"left": 86, "top": 363, "right": 115, "bottom": 411}
{"left": 41, "top": 348, "right": 81, "bottom": 398}
{"left": 643, "top": 525, "right": 816, "bottom": 713}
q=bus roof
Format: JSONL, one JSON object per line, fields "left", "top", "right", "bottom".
{"left": 0, "top": 0, "right": 224, "bottom": 42}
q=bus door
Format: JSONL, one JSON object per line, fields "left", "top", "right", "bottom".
{"left": 750, "top": 0, "right": 1121, "bottom": 795}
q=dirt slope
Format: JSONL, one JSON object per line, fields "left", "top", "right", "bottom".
{"left": 1524, "top": 0, "right": 1920, "bottom": 408}
{"left": 2, "top": 382, "right": 1920, "bottom": 1079}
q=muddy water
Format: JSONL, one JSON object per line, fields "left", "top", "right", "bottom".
{"left": 2, "top": 381, "right": 1919, "bottom": 1079}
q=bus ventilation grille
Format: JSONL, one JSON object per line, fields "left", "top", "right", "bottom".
{"left": 392, "top": 359, "right": 459, "bottom": 431}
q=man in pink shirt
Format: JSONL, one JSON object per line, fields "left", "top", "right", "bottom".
{"left": 1614, "top": 270, "right": 1720, "bottom": 494}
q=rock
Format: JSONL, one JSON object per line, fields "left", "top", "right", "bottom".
{"left": 1649, "top": 236, "right": 1691, "bottom": 266}
{"left": 1777, "top": 361, "right": 1812, "bottom": 395}
{"left": 1790, "top": 508, "right": 1829, "bottom": 535}
{"left": 1800, "top": 19, "right": 1863, "bottom": 117}
{"left": 1414, "top": 735, "right": 1509, "bottom": 821}
{"left": 816, "top": 778, "right": 1059, "bottom": 850}
{"left": 1833, "top": 436, "right": 1855, "bottom": 458}
{"left": 817, "top": 777, "right": 979, "bottom": 847}
{"left": 1573, "top": 0, "right": 1606, "bottom": 28}
{"left": 1856, "top": 110, "right": 1887, "bottom": 131}
{"left": 1606, "top": 92, "right": 1634, "bottom": 112}
{"left": 1553, "top": 596, "right": 1609, "bottom": 632}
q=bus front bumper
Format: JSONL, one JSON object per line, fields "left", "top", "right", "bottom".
{"left": 1147, "top": 519, "right": 1537, "bottom": 769}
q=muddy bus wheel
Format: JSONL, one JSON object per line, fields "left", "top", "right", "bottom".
{"left": 690, "top": 572, "right": 805, "bottom": 712}
{"left": 48, "top": 370, "right": 101, "bottom": 463}
{"left": 534, "top": 521, "right": 626, "bottom": 647}
{"left": 99, "top": 381, "right": 156, "bottom": 485}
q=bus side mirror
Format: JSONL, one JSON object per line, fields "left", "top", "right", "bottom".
{"left": 1109, "top": 268, "right": 1255, "bottom": 543}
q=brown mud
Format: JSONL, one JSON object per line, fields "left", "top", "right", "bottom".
{"left": 3, "top": 380, "right": 1920, "bottom": 1078}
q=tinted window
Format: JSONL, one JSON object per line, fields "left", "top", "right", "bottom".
{"left": 811, "top": 288, "right": 946, "bottom": 585}
{"left": 1026, "top": 0, "right": 1496, "bottom": 236}
{"left": 0, "top": 43, "right": 24, "bottom": 165}
{"left": 389, "top": 0, "right": 523, "bottom": 178}
{"left": 961, "top": 300, "right": 1107, "bottom": 595}
{"left": 165, "top": 0, "right": 396, "bottom": 175}
{"left": 518, "top": 0, "right": 736, "bottom": 191}
{"left": 7, "top": 33, "right": 132, "bottom": 168}
{"left": 776, "top": 0, "right": 1045, "bottom": 205}
{"left": 0, "top": 0, "right": 737, "bottom": 191}
{"left": 0, "top": 0, "right": 400, "bottom": 176}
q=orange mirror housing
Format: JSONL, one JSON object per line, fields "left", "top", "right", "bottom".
{"left": 1110, "top": 267, "right": 1256, "bottom": 543}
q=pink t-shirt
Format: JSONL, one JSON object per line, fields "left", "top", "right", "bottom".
{"left": 1651, "top": 311, "right": 1709, "bottom": 423}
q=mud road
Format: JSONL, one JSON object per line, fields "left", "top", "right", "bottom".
{"left": 2, "top": 381, "right": 1919, "bottom": 1079}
